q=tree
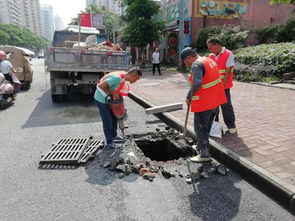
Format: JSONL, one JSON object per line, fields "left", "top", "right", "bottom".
{"left": 0, "top": 24, "right": 47, "bottom": 50}
{"left": 122, "top": 0, "right": 164, "bottom": 50}
{"left": 269, "top": 0, "right": 295, "bottom": 4}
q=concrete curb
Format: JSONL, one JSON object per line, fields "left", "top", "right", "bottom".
{"left": 129, "top": 91, "right": 295, "bottom": 213}
{"left": 248, "top": 82, "right": 295, "bottom": 91}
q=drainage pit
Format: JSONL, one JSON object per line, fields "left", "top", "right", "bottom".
{"left": 134, "top": 136, "right": 195, "bottom": 162}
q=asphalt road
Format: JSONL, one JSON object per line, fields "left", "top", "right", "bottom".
{"left": 0, "top": 59, "right": 294, "bottom": 221}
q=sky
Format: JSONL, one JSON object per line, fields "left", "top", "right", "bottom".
{"left": 40, "top": 0, "right": 86, "bottom": 26}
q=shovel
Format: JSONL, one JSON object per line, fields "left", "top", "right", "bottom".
{"left": 183, "top": 103, "right": 190, "bottom": 139}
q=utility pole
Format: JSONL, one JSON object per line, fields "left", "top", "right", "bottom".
{"left": 178, "top": 0, "right": 185, "bottom": 67}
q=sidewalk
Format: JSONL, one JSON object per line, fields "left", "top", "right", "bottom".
{"left": 130, "top": 69, "right": 295, "bottom": 187}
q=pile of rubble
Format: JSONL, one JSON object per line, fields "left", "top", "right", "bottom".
{"left": 95, "top": 128, "right": 229, "bottom": 183}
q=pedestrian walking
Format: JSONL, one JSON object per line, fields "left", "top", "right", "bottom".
{"left": 94, "top": 67, "right": 142, "bottom": 148}
{"left": 181, "top": 47, "right": 226, "bottom": 163}
{"left": 207, "top": 38, "right": 237, "bottom": 134}
{"left": 152, "top": 48, "right": 161, "bottom": 75}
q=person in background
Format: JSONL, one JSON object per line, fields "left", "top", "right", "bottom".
{"left": 94, "top": 67, "right": 142, "bottom": 148}
{"left": 207, "top": 38, "right": 237, "bottom": 134}
{"left": 181, "top": 47, "right": 227, "bottom": 163}
{"left": 152, "top": 48, "right": 161, "bottom": 75}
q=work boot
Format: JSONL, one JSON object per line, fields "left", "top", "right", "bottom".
{"left": 227, "top": 128, "right": 237, "bottom": 134}
{"left": 190, "top": 155, "right": 211, "bottom": 163}
{"left": 105, "top": 142, "right": 116, "bottom": 149}
{"left": 113, "top": 136, "right": 124, "bottom": 143}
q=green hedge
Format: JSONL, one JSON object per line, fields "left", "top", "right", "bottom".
{"left": 195, "top": 25, "right": 248, "bottom": 51}
{"left": 255, "top": 17, "right": 295, "bottom": 44}
{"left": 234, "top": 43, "right": 295, "bottom": 80}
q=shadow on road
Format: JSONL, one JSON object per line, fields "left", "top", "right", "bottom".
{"left": 189, "top": 172, "right": 241, "bottom": 221}
{"left": 22, "top": 90, "right": 100, "bottom": 128}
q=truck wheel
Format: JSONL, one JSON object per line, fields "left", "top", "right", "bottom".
{"left": 51, "top": 94, "right": 61, "bottom": 102}
{"left": 51, "top": 94, "right": 68, "bottom": 102}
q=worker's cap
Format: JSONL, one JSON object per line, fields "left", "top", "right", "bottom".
{"left": 180, "top": 47, "right": 197, "bottom": 60}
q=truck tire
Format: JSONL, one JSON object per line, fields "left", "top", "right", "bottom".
{"left": 51, "top": 94, "right": 68, "bottom": 103}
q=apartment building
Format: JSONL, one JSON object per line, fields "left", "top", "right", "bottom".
{"left": 54, "top": 15, "right": 65, "bottom": 31}
{"left": 86, "top": 0, "right": 123, "bottom": 16}
{"left": 0, "top": 0, "right": 22, "bottom": 26}
{"left": 0, "top": 0, "right": 42, "bottom": 36}
{"left": 40, "top": 4, "right": 55, "bottom": 41}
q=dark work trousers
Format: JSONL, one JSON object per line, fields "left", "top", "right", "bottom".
{"left": 95, "top": 100, "right": 118, "bottom": 144}
{"left": 215, "top": 89, "right": 236, "bottom": 129}
{"left": 194, "top": 108, "right": 218, "bottom": 158}
{"left": 152, "top": 63, "right": 161, "bottom": 75}
{"left": 3, "top": 73, "right": 13, "bottom": 85}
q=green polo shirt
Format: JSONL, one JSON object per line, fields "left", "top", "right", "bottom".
{"left": 94, "top": 75, "right": 121, "bottom": 103}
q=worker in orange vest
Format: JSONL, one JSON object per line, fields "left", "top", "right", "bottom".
{"left": 181, "top": 47, "right": 227, "bottom": 163}
{"left": 207, "top": 38, "right": 237, "bottom": 134}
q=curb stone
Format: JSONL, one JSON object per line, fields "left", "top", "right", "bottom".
{"left": 129, "top": 91, "right": 295, "bottom": 214}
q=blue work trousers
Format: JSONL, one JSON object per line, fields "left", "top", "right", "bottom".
{"left": 95, "top": 100, "right": 117, "bottom": 144}
{"left": 194, "top": 108, "right": 217, "bottom": 158}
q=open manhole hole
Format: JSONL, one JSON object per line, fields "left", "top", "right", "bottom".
{"left": 134, "top": 135, "right": 194, "bottom": 162}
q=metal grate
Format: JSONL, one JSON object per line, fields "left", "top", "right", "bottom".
{"left": 39, "top": 137, "right": 91, "bottom": 165}
{"left": 78, "top": 140, "right": 104, "bottom": 164}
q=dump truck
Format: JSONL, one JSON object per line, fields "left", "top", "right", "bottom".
{"left": 45, "top": 27, "right": 130, "bottom": 102}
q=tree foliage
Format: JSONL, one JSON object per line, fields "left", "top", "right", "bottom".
{"left": 269, "top": 0, "right": 295, "bottom": 4}
{"left": 0, "top": 24, "right": 47, "bottom": 50}
{"left": 122, "top": 0, "right": 165, "bottom": 47}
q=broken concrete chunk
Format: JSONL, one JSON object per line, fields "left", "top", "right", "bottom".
{"left": 196, "top": 165, "right": 204, "bottom": 173}
{"left": 161, "top": 169, "right": 175, "bottom": 179}
{"left": 115, "top": 164, "right": 126, "bottom": 173}
{"left": 127, "top": 152, "right": 135, "bottom": 157}
{"left": 143, "top": 172, "right": 156, "bottom": 180}
{"left": 185, "top": 173, "right": 191, "bottom": 178}
{"left": 118, "top": 157, "right": 125, "bottom": 164}
{"left": 103, "top": 161, "right": 111, "bottom": 168}
{"left": 124, "top": 164, "right": 132, "bottom": 175}
{"left": 208, "top": 167, "right": 216, "bottom": 174}
{"left": 109, "top": 160, "right": 118, "bottom": 171}
{"left": 139, "top": 167, "right": 151, "bottom": 175}
{"left": 191, "top": 172, "right": 201, "bottom": 181}
{"left": 217, "top": 165, "right": 227, "bottom": 175}
{"left": 201, "top": 172, "right": 209, "bottom": 179}
{"left": 186, "top": 178, "right": 192, "bottom": 184}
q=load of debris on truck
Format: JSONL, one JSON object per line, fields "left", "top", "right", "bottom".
{"left": 45, "top": 28, "right": 130, "bottom": 102}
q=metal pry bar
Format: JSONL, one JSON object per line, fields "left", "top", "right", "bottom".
{"left": 145, "top": 103, "right": 183, "bottom": 115}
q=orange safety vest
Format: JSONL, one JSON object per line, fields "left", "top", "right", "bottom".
{"left": 209, "top": 49, "right": 234, "bottom": 89}
{"left": 97, "top": 72, "right": 130, "bottom": 96}
{"left": 189, "top": 57, "right": 227, "bottom": 113}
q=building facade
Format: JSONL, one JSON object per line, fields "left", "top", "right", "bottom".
{"left": 54, "top": 15, "right": 65, "bottom": 31}
{"left": 0, "top": 0, "right": 42, "bottom": 36}
{"left": 41, "top": 4, "right": 55, "bottom": 41}
{"left": 0, "top": 0, "right": 23, "bottom": 26}
{"left": 86, "top": 0, "right": 123, "bottom": 16}
{"left": 160, "top": 0, "right": 295, "bottom": 64}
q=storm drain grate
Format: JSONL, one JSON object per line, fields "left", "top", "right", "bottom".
{"left": 40, "top": 137, "right": 91, "bottom": 165}
{"left": 78, "top": 140, "right": 105, "bottom": 164}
